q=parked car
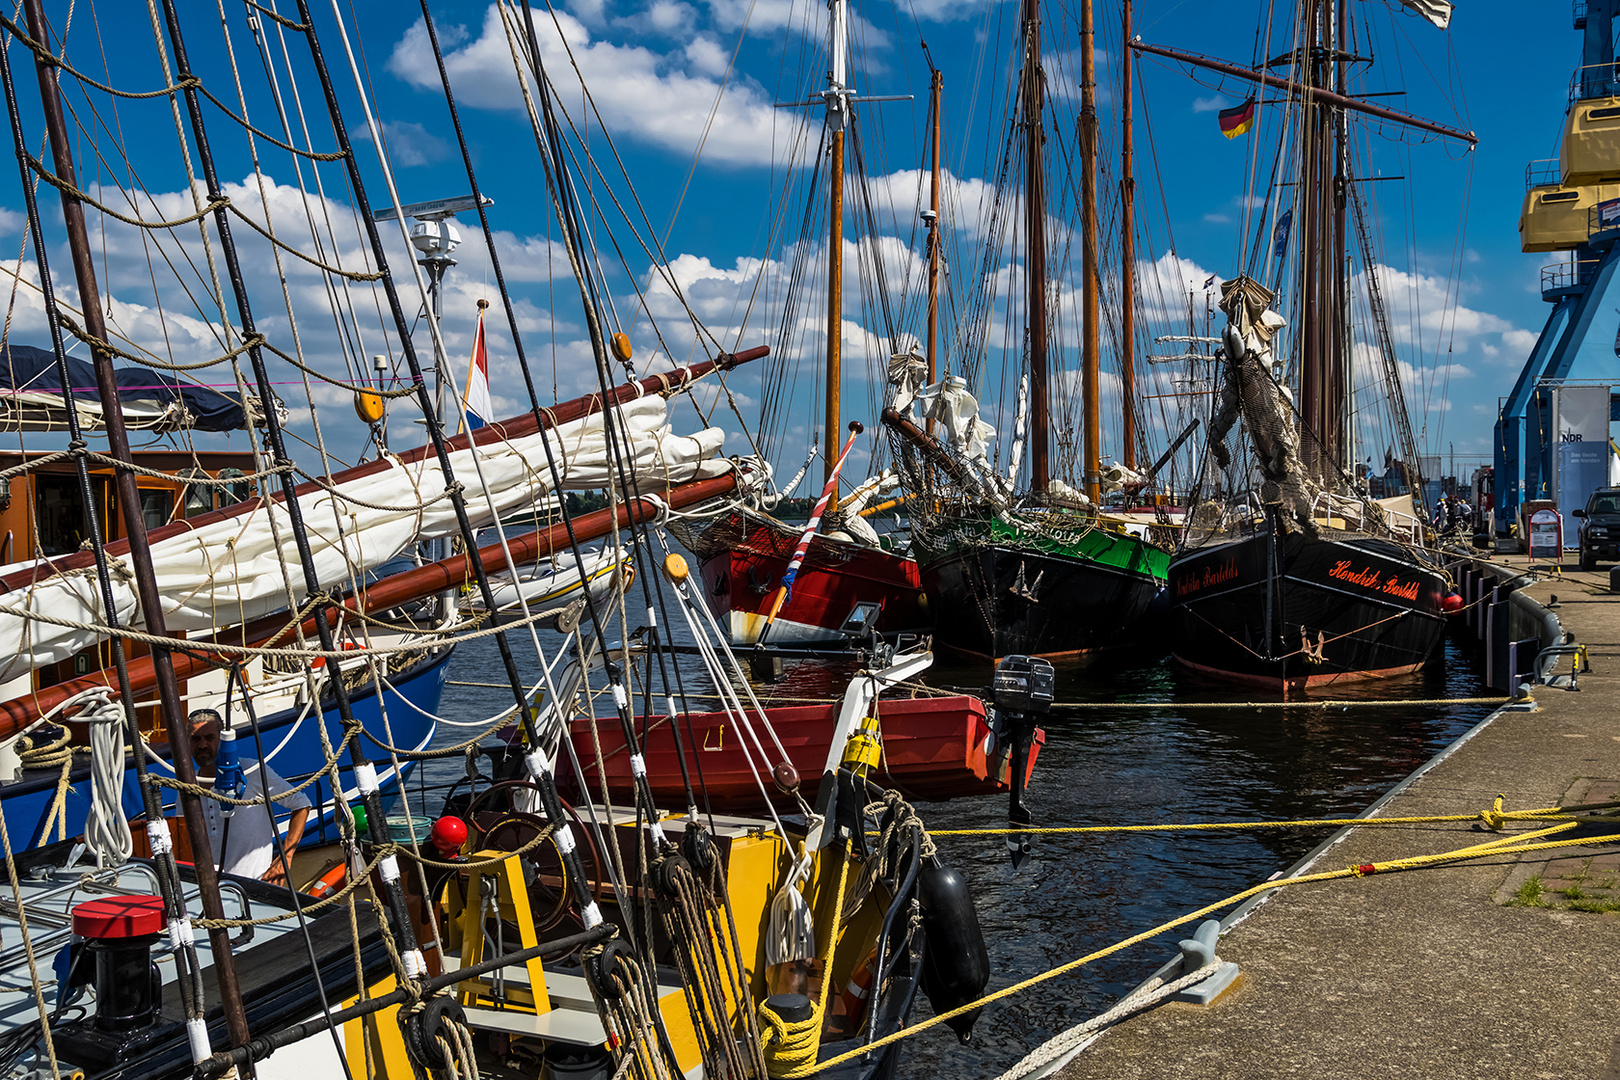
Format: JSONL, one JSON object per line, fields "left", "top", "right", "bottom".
{"left": 1573, "top": 488, "right": 1620, "bottom": 570}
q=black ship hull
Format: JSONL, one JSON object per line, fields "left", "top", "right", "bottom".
{"left": 1169, "top": 527, "right": 1449, "bottom": 693}
{"left": 919, "top": 540, "right": 1167, "bottom": 661}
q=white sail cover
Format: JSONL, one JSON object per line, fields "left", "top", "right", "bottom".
{"left": 0, "top": 394, "right": 729, "bottom": 681}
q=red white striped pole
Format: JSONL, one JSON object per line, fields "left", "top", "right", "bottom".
{"left": 759, "top": 420, "right": 863, "bottom": 638}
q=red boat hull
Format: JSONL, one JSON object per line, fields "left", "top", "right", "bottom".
{"left": 560, "top": 695, "right": 1043, "bottom": 814}
{"left": 691, "top": 512, "right": 929, "bottom": 644}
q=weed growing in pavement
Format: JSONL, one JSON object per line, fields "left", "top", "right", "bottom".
{"left": 1506, "top": 875, "right": 1551, "bottom": 907}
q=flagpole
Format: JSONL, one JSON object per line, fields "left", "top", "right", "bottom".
{"left": 459, "top": 297, "right": 489, "bottom": 436}
{"left": 758, "top": 420, "right": 863, "bottom": 644}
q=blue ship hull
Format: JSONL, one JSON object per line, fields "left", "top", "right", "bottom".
{"left": 0, "top": 646, "right": 450, "bottom": 850}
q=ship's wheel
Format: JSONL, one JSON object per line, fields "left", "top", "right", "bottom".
{"left": 463, "top": 781, "right": 602, "bottom": 935}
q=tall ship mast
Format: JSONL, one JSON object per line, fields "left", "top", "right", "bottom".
{"left": 1152, "top": 0, "right": 1474, "bottom": 692}
{"left": 884, "top": 0, "right": 1171, "bottom": 664}
{"left": 676, "top": 0, "right": 933, "bottom": 650}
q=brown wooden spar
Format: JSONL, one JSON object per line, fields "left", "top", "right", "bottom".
{"left": 880, "top": 406, "right": 975, "bottom": 490}
{"left": 0, "top": 348, "right": 765, "bottom": 595}
{"left": 0, "top": 470, "right": 746, "bottom": 736}
{"left": 1128, "top": 39, "right": 1477, "bottom": 145}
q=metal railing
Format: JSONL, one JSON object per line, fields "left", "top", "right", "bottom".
{"left": 1310, "top": 491, "right": 1424, "bottom": 543}
{"left": 1542, "top": 258, "right": 1601, "bottom": 295}
{"left": 1575, "top": 0, "right": 1588, "bottom": 30}
{"left": 1590, "top": 199, "right": 1620, "bottom": 235}
{"left": 1568, "top": 62, "right": 1620, "bottom": 104}
{"left": 1525, "top": 158, "right": 1562, "bottom": 190}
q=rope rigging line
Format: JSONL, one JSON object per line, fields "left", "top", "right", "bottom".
{"left": 23, "top": 152, "right": 228, "bottom": 228}
{"left": 189, "top": 78, "right": 346, "bottom": 161}
{"left": 244, "top": 0, "right": 309, "bottom": 32}
{"left": 0, "top": 13, "right": 192, "bottom": 100}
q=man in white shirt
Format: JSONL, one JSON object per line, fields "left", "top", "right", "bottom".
{"left": 188, "top": 709, "right": 311, "bottom": 884}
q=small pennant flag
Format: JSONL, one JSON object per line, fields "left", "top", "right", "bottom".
{"left": 1218, "top": 98, "right": 1257, "bottom": 139}
{"left": 462, "top": 299, "right": 493, "bottom": 432}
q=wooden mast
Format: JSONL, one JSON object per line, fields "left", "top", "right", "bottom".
{"left": 1081, "top": 0, "right": 1101, "bottom": 503}
{"left": 1024, "top": 0, "right": 1049, "bottom": 493}
{"left": 1298, "top": 0, "right": 1326, "bottom": 480}
{"left": 1330, "top": 0, "right": 1350, "bottom": 482}
{"left": 1120, "top": 0, "right": 1137, "bottom": 472}
{"left": 19, "top": 0, "right": 259, "bottom": 1056}
{"left": 824, "top": 0, "right": 849, "bottom": 512}
{"left": 926, "top": 67, "right": 943, "bottom": 398}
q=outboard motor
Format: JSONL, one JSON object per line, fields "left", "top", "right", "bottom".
{"left": 993, "top": 655, "right": 1054, "bottom": 869}
{"left": 918, "top": 857, "right": 990, "bottom": 1044}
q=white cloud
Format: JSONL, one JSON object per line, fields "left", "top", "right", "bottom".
{"left": 1203, "top": 212, "right": 1232, "bottom": 225}
{"left": 1134, "top": 251, "right": 1221, "bottom": 323}
{"left": 349, "top": 120, "right": 450, "bottom": 169}
{"left": 1356, "top": 263, "right": 1513, "bottom": 350}
{"left": 684, "top": 34, "right": 731, "bottom": 77}
{"left": 386, "top": 6, "right": 804, "bottom": 168}
{"left": 1502, "top": 328, "right": 1538, "bottom": 354}
{"left": 1192, "top": 95, "right": 1229, "bottom": 114}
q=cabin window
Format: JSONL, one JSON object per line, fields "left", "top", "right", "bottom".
{"left": 140, "top": 489, "right": 173, "bottom": 531}
{"left": 1541, "top": 190, "right": 1580, "bottom": 203}
{"left": 178, "top": 467, "right": 212, "bottom": 517}
{"left": 1589, "top": 107, "right": 1620, "bottom": 120}
{"left": 35, "top": 476, "right": 88, "bottom": 556}
{"left": 218, "top": 467, "right": 250, "bottom": 506}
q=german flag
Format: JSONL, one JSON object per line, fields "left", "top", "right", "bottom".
{"left": 1218, "top": 98, "right": 1257, "bottom": 139}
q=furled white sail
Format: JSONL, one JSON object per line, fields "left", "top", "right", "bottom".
{"left": 0, "top": 394, "right": 729, "bottom": 681}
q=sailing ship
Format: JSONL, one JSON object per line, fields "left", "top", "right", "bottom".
{"left": 883, "top": 0, "right": 1171, "bottom": 662}
{"left": 1145, "top": 0, "right": 1470, "bottom": 691}
{"left": 678, "top": 0, "right": 930, "bottom": 649}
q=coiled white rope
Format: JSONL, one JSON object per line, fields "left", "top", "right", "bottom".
{"left": 82, "top": 693, "right": 133, "bottom": 868}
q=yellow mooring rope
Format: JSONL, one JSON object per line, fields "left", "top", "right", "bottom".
{"left": 925, "top": 797, "right": 1620, "bottom": 837}
{"left": 803, "top": 823, "right": 1620, "bottom": 1075}
{"left": 1043, "top": 694, "right": 1516, "bottom": 711}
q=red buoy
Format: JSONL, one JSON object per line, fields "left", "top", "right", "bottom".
{"left": 430, "top": 815, "right": 468, "bottom": 858}
{"left": 1442, "top": 593, "right": 1465, "bottom": 613}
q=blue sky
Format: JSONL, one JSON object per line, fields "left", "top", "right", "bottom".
{"left": 0, "top": 0, "right": 1593, "bottom": 486}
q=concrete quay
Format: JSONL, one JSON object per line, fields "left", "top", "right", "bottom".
{"left": 1053, "top": 553, "right": 1620, "bottom": 1080}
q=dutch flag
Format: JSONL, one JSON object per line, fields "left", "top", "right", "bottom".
{"left": 463, "top": 300, "right": 493, "bottom": 432}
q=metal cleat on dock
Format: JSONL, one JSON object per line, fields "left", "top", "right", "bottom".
{"left": 1171, "top": 920, "right": 1243, "bottom": 1006}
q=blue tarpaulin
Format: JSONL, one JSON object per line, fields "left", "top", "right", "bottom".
{"left": 0, "top": 344, "right": 247, "bottom": 430}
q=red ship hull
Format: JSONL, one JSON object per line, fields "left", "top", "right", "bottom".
{"left": 560, "top": 695, "right": 1043, "bottom": 814}
{"left": 691, "top": 512, "right": 929, "bottom": 645}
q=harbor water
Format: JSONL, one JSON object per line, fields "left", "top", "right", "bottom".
{"left": 406, "top": 583, "right": 1495, "bottom": 1077}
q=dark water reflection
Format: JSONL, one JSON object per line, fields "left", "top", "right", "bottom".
{"left": 413, "top": 588, "right": 1492, "bottom": 1077}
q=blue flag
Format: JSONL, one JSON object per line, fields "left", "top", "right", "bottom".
{"left": 1272, "top": 210, "right": 1293, "bottom": 259}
